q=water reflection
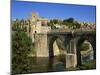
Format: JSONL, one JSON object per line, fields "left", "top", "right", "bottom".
{"left": 31, "top": 56, "right": 66, "bottom": 73}
{"left": 81, "top": 50, "right": 94, "bottom": 64}
{"left": 27, "top": 51, "right": 95, "bottom": 73}
{"left": 48, "top": 56, "right": 66, "bottom": 72}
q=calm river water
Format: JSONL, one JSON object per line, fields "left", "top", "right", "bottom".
{"left": 28, "top": 52, "right": 94, "bottom": 73}
{"left": 29, "top": 56, "right": 66, "bottom": 73}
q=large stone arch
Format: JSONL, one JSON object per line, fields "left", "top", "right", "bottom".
{"left": 47, "top": 35, "right": 67, "bottom": 70}
{"left": 47, "top": 33, "right": 77, "bottom": 68}
{"left": 48, "top": 35, "right": 65, "bottom": 58}
{"left": 76, "top": 34, "right": 96, "bottom": 66}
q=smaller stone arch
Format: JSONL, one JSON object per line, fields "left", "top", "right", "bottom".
{"left": 48, "top": 35, "right": 67, "bottom": 70}
{"left": 76, "top": 36, "right": 96, "bottom": 66}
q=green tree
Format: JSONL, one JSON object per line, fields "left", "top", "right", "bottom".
{"left": 73, "top": 21, "right": 81, "bottom": 29}
{"left": 62, "top": 18, "right": 81, "bottom": 29}
{"left": 52, "top": 19, "right": 59, "bottom": 24}
{"left": 84, "top": 23, "right": 88, "bottom": 27}
{"left": 48, "top": 20, "right": 57, "bottom": 29}
{"left": 20, "top": 19, "right": 24, "bottom": 25}
{"left": 12, "top": 31, "right": 33, "bottom": 74}
{"left": 12, "top": 19, "right": 22, "bottom": 31}
{"left": 65, "top": 17, "right": 74, "bottom": 23}
{"left": 62, "top": 18, "right": 74, "bottom": 28}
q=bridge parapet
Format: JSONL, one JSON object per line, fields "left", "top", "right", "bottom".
{"left": 47, "top": 28, "right": 95, "bottom": 34}
{"left": 73, "top": 28, "right": 96, "bottom": 32}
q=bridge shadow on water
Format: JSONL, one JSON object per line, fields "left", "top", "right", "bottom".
{"left": 28, "top": 55, "right": 67, "bottom": 73}
{"left": 28, "top": 55, "right": 96, "bottom": 73}
{"left": 12, "top": 55, "right": 96, "bottom": 75}
{"left": 47, "top": 56, "right": 66, "bottom": 72}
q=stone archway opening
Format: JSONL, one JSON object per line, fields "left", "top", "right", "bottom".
{"left": 76, "top": 38, "right": 96, "bottom": 69}
{"left": 48, "top": 36, "right": 66, "bottom": 71}
{"left": 80, "top": 40, "right": 94, "bottom": 64}
{"left": 49, "top": 36, "right": 66, "bottom": 57}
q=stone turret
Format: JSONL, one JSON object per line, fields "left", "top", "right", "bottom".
{"left": 30, "top": 12, "right": 51, "bottom": 43}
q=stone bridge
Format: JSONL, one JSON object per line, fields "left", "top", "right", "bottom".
{"left": 33, "top": 29, "right": 96, "bottom": 68}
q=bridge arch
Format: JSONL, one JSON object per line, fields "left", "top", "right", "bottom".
{"left": 48, "top": 35, "right": 66, "bottom": 58}
{"left": 76, "top": 36, "right": 96, "bottom": 66}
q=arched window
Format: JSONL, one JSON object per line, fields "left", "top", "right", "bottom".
{"left": 34, "top": 31, "right": 37, "bottom": 34}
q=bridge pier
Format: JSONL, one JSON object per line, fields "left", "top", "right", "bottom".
{"left": 34, "top": 34, "right": 49, "bottom": 65}
{"left": 34, "top": 34, "right": 49, "bottom": 57}
{"left": 66, "top": 38, "right": 77, "bottom": 68}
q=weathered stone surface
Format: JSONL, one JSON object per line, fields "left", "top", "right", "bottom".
{"left": 33, "top": 32, "right": 96, "bottom": 68}
{"left": 35, "top": 34, "right": 49, "bottom": 57}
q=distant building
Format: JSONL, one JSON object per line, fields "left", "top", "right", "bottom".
{"left": 54, "top": 24, "right": 69, "bottom": 29}
{"left": 30, "top": 12, "right": 51, "bottom": 42}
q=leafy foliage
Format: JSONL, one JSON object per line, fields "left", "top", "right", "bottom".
{"left": 12, "top": 31, "right": 33, "bottom": 74}
{"left": 80, "top": 43, "right": 90, "bottom": 51}
{"left": 12, "top": 19, "right": 31, "bottom": 32}
{"left": 48, "top": 18, "right": 81, "bottom": 29}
